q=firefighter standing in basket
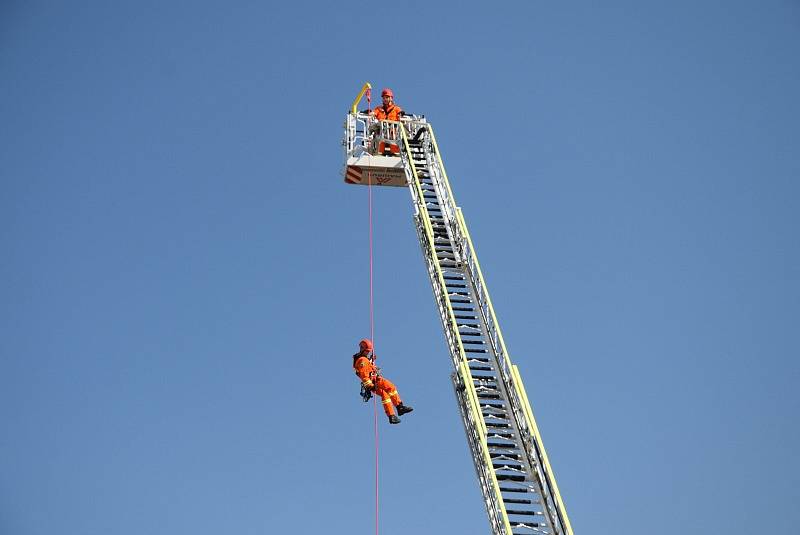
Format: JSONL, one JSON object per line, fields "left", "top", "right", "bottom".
{"left": 369, "top": 88, "right": 406, "bottom": 155}
{"left": 371, "top": 88, "right": 403, "bottom": 121}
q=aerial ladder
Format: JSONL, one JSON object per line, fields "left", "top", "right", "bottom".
{"left": 343, "top": 83, "right": 575, "bottom": 535}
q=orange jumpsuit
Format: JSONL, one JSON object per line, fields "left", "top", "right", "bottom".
{"left": 373, "top": 104, "right": 403, "bottom": 121}
{"left": 372, "top": 104, "right": 404, "bottom": 155}
{"left": 353, "top": 353, "right": 403, "bottom": 417}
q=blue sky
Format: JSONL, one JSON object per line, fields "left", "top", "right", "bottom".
{"left": 2, "top": 2, "right": 798, "bottom": 534}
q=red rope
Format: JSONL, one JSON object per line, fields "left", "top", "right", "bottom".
{"left": 363, "top": 85, "right": 377, "bottom": 534}
{"left": 368, "top": 172, "right": 379, "bottom": 535}
{"left": 369, "top": 179, "right": 375, "bottom": 384}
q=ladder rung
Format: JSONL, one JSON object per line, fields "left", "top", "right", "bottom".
{"left": 496, "top": 474, "right": 526, "bottom": 482}
{"left": 509, "top": 522, "right": 543, "bottom": 528}
{"left": 493, "top": 463, "right": 523, "bottom": 470}
{"left": 486, "top": 423, "right": 512, "bottom": 429}
{"left": 473, "top": 376, "right": 497, "bottom": 383}
{"left": 491, "top": 453, "right": 521, "bottom": 460}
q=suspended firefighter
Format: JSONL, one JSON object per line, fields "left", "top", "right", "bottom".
{"left": 353, "top": 338, "right": 414, "bottom": 424}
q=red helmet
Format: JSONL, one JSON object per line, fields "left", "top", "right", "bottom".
{"left": 359, "top": 339, "right": 373, "bottom": 351}
{"left": 381, "top": 88, "right": 394, "bottom": 98}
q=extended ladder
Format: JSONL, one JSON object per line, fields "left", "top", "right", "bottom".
{"left": 400, "top": 121, "right": 575, "bottom": 535}
{"left": 342, "top": 101, "right": 575, "bottom": 535}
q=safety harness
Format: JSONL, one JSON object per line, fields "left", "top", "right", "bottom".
{"left": 354, "top": 351, "right": 380, "bottom": 402}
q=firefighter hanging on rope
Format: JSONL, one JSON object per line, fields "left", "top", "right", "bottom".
{"left": 353, "top": 339, "right": 414, "bottom": 424}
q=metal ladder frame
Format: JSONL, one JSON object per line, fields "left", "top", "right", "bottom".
{"left": 399, "top": 122, "right": 575, "bottom": 535}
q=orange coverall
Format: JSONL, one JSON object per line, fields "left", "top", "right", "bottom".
{"left": 373, "top": 104, "right": 403, "bottom": 121}
{"left": 353, "top": 353, "right": 403, "bottom": 417}
{"left": 372, "top": 104, "right": 404, "bottom": 155}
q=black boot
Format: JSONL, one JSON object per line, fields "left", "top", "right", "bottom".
{"left": 397, "top": 404, "right": 414, "bottom": 416}
{"left": 388, "top": 414, "right": 401, "bottom": 424}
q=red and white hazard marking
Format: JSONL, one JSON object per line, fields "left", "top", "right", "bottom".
{"left": 345, "top": 165, "right": 362, "bottom": 184}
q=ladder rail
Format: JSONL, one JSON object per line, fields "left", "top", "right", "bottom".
{"left": 402, "top": 126, "right": 515, "bottom": 535}
{"left": 453, "top": 368, "right": 508, "bottom": 535}
{"left": 402, "top": 121, "right": 575, "bottom": 535}
{"left": 455, "top": 205, "right": 573, "bottom": 535}
{"left": 425, "top": 124, "right": 573, "bottom": 535}
{"left": 401, "top": 127, "right": 467, "bottom": 370}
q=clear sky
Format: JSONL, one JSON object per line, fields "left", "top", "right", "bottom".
{"left": 2, "top": 2, "right": 798, "bottom": 534}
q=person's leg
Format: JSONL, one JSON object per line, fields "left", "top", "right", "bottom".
{"left": 378, "top": 377, "right": 413, "bottom": 416}
{"left": 375, "top": 378, "right": 401, "bottom": 423}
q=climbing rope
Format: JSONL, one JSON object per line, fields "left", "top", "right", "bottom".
{"left": 359, "top": 85, "right": 379, "bottom": 535}
{"left": 368, "top": 161, "right": 379, "bottom": 535}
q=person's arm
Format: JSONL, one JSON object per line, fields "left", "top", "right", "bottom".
{"left": 355, "top": 357, "right": 374, "bottom": 388}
